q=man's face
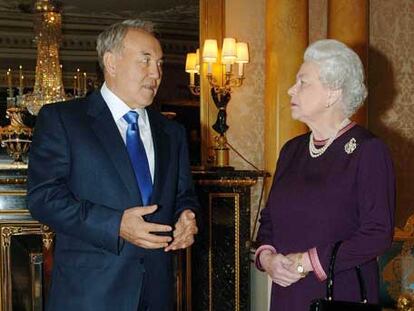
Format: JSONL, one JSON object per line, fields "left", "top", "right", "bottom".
{"left": 104, "top": 29, "right": 163, "bottom": 109}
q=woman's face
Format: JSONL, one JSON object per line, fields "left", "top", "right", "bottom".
{"left": 288, "top": 61, "right": 331, "bottom": 123}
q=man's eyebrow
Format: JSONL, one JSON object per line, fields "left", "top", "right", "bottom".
{"left": 138, "top": 51, "right": 164, "bottom": 61}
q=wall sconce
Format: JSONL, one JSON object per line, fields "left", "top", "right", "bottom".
{"left": 185, "top": 49, "right": 200, "bottom": 96}
{"left": 185, "top": 38, "right": 249, "bottom": 168}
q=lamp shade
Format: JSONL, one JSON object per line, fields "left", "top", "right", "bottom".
{"left": 185, "top": 53, "right": 197, "bottom": 73}
{"left": 195, "top": 48, "right": 200, "bottom": 73}
{"left": 221, "top": 38, "right": 237, "bottom": 64}
{"left": 236, "top": 42, "right": 249, "bottom": 63}
{"left": 202, "top": 39, "right": 218, "bottom": 63}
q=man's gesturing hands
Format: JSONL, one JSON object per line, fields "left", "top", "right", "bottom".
{"left": 120, "top": 205, "right": 198, "bottom": 251}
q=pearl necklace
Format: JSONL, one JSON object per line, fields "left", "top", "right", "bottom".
{"left": 308, "top": 118, "right": 351, "bottom": 158}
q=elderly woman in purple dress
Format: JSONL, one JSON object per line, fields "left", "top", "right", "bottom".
{"left": 255, "top": 39, "right": 395, "bottom": 310}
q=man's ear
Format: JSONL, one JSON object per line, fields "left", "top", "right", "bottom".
{"left": 103, "top": 52, "right": 117, "bottom": 77}
{"left": 327, "top": 88, "right": 342, "bottom": 107}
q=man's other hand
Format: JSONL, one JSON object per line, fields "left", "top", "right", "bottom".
{"left": 164, "top": 209, "right": 198, "bottom": 252}
{"left": 120, "top": 205, "right": 172, "bottom": 249}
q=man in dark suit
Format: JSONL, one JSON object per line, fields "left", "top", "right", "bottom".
{"left": 27, "top": 19, "right": 199, "bottom": 311}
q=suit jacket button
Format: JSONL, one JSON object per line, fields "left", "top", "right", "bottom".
{"left": 139, "top": 258, "right": 144, "bottom": 264}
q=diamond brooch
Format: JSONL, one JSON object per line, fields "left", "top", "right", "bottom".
{"left": 344, "top": 138, "right": 357, "bottom": 154}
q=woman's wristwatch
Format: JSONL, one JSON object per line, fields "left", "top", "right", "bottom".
{"left": 296, "top": 253, "right": 309, "bottom": 277}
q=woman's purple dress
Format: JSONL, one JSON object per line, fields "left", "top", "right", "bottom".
{"left": 257, "top": 124, "right": 395, "bottom": 311}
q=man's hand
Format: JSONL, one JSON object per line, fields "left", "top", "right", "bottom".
{"left": 164, "top": 209, "right": 198, "bottom": 252}
{"left": 120, "top": 205, "right": 173, "bottom": 249}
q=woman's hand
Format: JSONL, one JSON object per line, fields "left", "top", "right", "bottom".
{"left": 286, "top": 252, "right": 313, "bottom": 276}
{"left": 260, "top": 250, "right": 304, "bottom": 287}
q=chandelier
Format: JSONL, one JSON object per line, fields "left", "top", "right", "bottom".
{"left": 0, "top": 0, "right": 84, "bottom": 164}
{"left": 23, "top": 0, "right": 67, "bottom": 115}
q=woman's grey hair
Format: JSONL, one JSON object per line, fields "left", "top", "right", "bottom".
{"left": 304, "top": 39, "right": 367, "bottom": 117}
{"left": 96, "top": 19, "right": 155, "bottom": 71}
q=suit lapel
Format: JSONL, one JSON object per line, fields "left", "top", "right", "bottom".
{"left": 87, "top": 92, "right": 142, "bottom": 203}
{"left": 147, "top": 108, "right": 169, "bottom": 205}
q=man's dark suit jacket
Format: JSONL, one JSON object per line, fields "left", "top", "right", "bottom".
{"left": 27, "top": 91, "right": 200, "bottom": 311}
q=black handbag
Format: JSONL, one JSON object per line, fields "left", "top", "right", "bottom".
{"left": 309, "top": 241, "right": 382, "bottom": 311}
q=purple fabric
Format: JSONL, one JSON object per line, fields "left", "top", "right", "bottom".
{"left": 256, "top": 125, "right": 395, "bottom": 311}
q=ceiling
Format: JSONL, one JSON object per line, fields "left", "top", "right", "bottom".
{"left": 0, "top": 0, "right": 199, "bottom": 23}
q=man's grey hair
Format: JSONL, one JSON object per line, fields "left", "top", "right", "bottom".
{"left": 96, "top": 19, "right": 155, "bottom": 71}
{"left": 304, "top": 39, "right": 367, "bottom": 117}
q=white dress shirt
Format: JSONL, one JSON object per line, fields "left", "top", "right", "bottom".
{"left": 100, "top": 82, "right": 155, "bottom": 182}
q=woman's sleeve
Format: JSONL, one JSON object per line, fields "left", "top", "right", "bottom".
{"left": 256, "top": 141, "right": 293, "bottom": 248}
{"left": 312, "top": 137, "right": 396, "bottom": 279}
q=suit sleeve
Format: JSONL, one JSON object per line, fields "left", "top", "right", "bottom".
{"left": 27, "top": 105, "right": 123, "bottom": 255}
{"left": 173, "top": 125, "right": 200, "bottom": 220}
{"left": 313, "top": 138, "right": 396, "bottom": 277}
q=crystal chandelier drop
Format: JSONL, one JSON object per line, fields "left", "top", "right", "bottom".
{"left": 23, "top": 0, "right": 67, "bottom": 115}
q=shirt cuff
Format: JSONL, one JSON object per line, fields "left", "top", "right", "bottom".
{"left": 255, "top": 245, "right": 277, "bottom": 271}
{"left": 308, "top": 247, "right": 327, "bottom": 281}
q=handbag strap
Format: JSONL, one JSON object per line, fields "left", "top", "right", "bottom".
{"left": 326, "top": 241, "right": 368, "bottom": 303}
{"left": 355, "top": 266, "right": 368, "bottom": 303}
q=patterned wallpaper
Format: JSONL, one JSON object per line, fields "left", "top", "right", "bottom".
{"left": 369, "top": 0, "right": 414, "bottom": 227}
{"left": 309, "top": 0, "right": 327, "bottom": 43}
{"left": 309, "top": 0, "right": 414, "bottom": 227}
{"left": 225, "top": 0, "right": 266, "bottom": 235}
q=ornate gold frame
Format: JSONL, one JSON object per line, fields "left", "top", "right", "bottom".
{"left": 0, "top": 221, "right": 53, "bottom": 311}
{"left": 175, "top": 248, "right": 193, "bottom": 311}
{"left": 196, "top": 178, "right": 257, "bottom": 187}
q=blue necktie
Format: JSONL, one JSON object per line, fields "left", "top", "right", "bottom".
{"left": 123, "top": 111, "right": 152, "bottom": 205}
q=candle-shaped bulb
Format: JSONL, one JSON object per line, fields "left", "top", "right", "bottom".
{"left": 190, "top": 72, "right": 195, "bottom": 86}
{"left": 83, "top": 72, "right": 87, "bottom": 95}
{"left": 19, "top": 65, "right": 24, "bottom": 95}
{"left": 76, "top": 69, "right": 81, "bottom": 95}
{"left": 6, "top": 68, "right": 12, "bottom": 97}
{"left": 73, "top": 75, "right": 77, "bottom": 96}
{"left": 207, "top": 63, "right": 213, "bottom": 75}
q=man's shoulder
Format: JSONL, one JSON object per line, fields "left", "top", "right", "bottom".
{"left": 147, "top": 108, "right": 185, "bottom": 133}
{"left": 40, "top": 96, "right": 89, "bottom": 114}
